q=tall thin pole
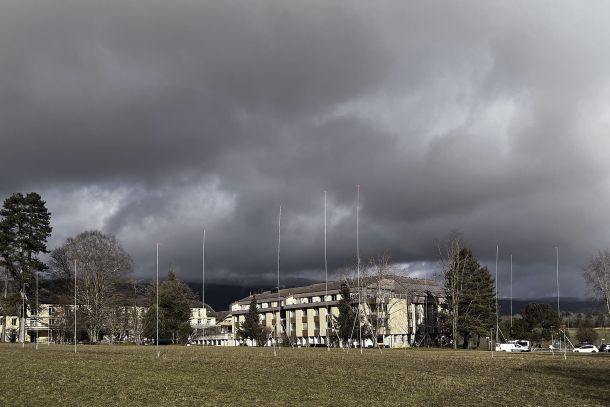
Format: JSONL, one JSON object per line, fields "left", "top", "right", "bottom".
{"left": 35, "top": 270, "right": 38, "bottom": 350}
{"left": 357, "top": 185, "right": 362, "bottom": 354}
{"left": 510, "top": 254, "right": 513, "bottom": 331}
{"left": 202, "top": 229, "right": 206, "bottom": 347}
{"left": 156, "top": 243, "right": 159, "bottom": 359}
{"left": 74, "top": 259, "right": 77, "bottom": 353}
{"left": 21, "top": 282, "right": 25, "bottom": 349}
{"left": 325, "top": 191, "right": 329, "bottom": 351}
{"left": 556, "top": 247, "right": 560, "bottom": 317}
{"left": 556, "top": 246, "right": 560, "bottom": 350}
{"left": 495, "top": 245, "right": 499, "bottom": 347}
{"left": 274, "top": 205, "right": 282, "bottom": 357}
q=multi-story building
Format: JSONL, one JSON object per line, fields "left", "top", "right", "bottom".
{"left": 189, "top": 305, "right": 235, "bottom": 346}
{"left": 230, "top": 275, "right": 443, "bottom": 347}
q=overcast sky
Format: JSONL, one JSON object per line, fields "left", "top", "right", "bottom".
{"left": 2, "top": 1, "right": 610, "bottom": 299}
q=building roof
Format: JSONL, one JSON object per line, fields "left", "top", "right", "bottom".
{"left": 232, "top": 275, "right": 442, "bottom": 305}
{"left": 215, "top": 310, "right": 231, "bottom": 321}
{"left": 191, "top": 302, "right": 218, "bottom": 317}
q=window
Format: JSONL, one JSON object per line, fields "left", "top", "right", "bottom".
{"left": 303, "top": 323, "right": 308, "bottom": 330}
{"left": 197, "top": 319, "right": 202, "bottom": 325}
{"left": 11, "top": 318, "right": 17, "bottom": 326}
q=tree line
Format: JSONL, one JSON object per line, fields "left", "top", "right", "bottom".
{"left": 2, "top": 191, "right": 610, "bottom": 347}
{"left": 0, "top": 192, "right": 195, "bottom": 344}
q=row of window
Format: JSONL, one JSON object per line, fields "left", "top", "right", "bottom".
{"left": 245, "top": 294, "right": 342, "bottom": 311}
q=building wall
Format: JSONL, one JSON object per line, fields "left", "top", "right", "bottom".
{"left": 230, "top": 292, "right": 441, "bottom": 348}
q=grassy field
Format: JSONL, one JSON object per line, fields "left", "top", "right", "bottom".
{"left": 1, "top": 344, "right": 609, "bottom": 406}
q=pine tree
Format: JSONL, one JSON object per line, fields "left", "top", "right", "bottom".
{"left": 143, "top": 271, "right": 194, "bottom": 344}
{"left": 237, "top": 296, "right": 269, "bottom": 346}
{"left": 334, "top": 281, "right": 357, "bottom": 346}
{"left": 520, "top": 303, "right": 560, "bottom": 345}
{"left": 444, "top": 248, "right": 496, "bottom": 348}
{"left": 0, "top": 192, "right": 52, "bottom": 342}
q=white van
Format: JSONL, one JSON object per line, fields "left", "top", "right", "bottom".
{"left": 495, "top": 340, "right": 529, "bottom": 352}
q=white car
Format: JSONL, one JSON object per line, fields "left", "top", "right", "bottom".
{"left": 573, "top": 344, "right": 599, "bottom": 353}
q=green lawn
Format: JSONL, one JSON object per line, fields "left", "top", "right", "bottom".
{"left": 0, "top": 344, "right": 609, "bottom": 406}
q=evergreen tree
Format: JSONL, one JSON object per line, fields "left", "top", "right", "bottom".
{"left": 237, "top": 296, "right": 269, "bottom": 346}
{"left": 444, "top": 248, "right": 496, "bottom": 348}
{"left": 0, "top": 192, "right": 52, "bottom": 342}
{"left": 143, "top": 271, "right": 194, "bottom": 344}
{"left": 520, "top": 303, "right": 560, "bottom": 345}
{"left": 334, "top": 281, "right": 357, "bottom": 346}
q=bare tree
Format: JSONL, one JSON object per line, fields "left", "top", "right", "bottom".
{"left": 361, "top": 253, "right": 395, "bottom": 346}
{"left": 437, "top": 231, "right": 466, "bottom": 349}
{"left": 584, "top": 250, "right": 610, "bottom": 318}
{"left": 357, "top": 252, "right": 419, "bottom": 348}
{"left": 52, "top": 231, "right": 132, "bottom": 343}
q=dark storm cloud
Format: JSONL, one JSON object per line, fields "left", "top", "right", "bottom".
{"left": 2, "top": 1, "right": 610, "bottom": 299}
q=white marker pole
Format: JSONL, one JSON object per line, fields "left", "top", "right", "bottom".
{"left": 35, "top": 270, "right": 38, "bottom": 351}
{"left": 325, "top": 191, "right": 329, "bottom": 351}
{"left": 510, "top": 254, "right": 513, "bottom": 331}
{"left": 74, "top": 259, "right": 77, "bottom": 353}
{"left": 156, "top": 243, "right": 159, "bottom": 359}
{"left": 556, "top": 246, "right": 560, "bottom": 351}
{"left": 495, "top": 245, "right": 499, "bottom": 349}
{"left": 357, "top": 185, "right": 362, "bottom": 354}
{"left": 275, "top": 205, "right": 282, "bottom": 357}
{"left": 202, "top": 229, "right": 206, "bottom": 347}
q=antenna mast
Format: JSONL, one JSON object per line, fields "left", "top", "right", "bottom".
{"left": 203, "top": 229, "right": 206, "bottom": 347}
{"left": 325, "top": 191, "right": 329, "bottom": 350}
{"left": 357, "top": 185, "right": 362, "bottom": 354}
{"left": 510, "top": 254, "right": 513, "bottom": 331}
{"left": 275, "top": 205, "right": 282, "bottom": 357}
{"left": 156, "top": 243, "right": 159, "bottom": 359}
{"left": 495, "top": 245, "right": 499, "bottom": 348}
{"left": 74, "top": 260, "right": 77, "bottom": 353}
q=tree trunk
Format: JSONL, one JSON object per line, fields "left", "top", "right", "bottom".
{"left": 462, "top": 331, "right": 469, "bottom": 349}
{"left": 1, "top": 267, "right": 7, "bottom": 342}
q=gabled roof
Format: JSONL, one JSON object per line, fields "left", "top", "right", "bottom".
{"left": 191, "top": 302, "right": 218, "bottom": 317}
{"left": 215, "top": 310, "right": 231, "bottom": 321}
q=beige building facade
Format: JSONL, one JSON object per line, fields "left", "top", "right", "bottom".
{"left": 230, "top": 276, "right": 443, "bottom": 348}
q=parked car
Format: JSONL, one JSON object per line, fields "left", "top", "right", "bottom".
{"left": 573, "top": 344, "right": 599, "bottom": 353}
{"left": 598, "top": 344, "right": 610, "bottom": 352}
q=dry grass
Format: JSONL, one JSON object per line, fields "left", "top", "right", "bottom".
{"left": 0, "top": 344, "right": 609, "bottom": 406}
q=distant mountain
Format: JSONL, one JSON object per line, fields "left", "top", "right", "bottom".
{"left": 185, "top": 278, "right": 317, "bottom": 312}
{"left": 40, "top": 276, "right": 604, "bottom": 315}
